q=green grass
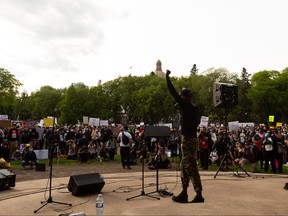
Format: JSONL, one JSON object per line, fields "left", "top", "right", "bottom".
{"left": 10, "top": 154, "right": 122, "bottom": 169}
{"left": 9, "top": 155, "right": 288, "bottom": 175}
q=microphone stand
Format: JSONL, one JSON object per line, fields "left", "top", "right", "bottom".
{"left": 126, "top": 140, "right": 160, "bottom": 201}
{"left": 146, "top": 141, "right": 173, "bottom": 198}
{"left": 34, "top": 109, "right": 72, "bottom": 213}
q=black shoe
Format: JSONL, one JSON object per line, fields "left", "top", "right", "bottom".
{"left": 172, "top": 191, "right": 188, "bottom": 203}
{"left": 190, "top": 195, "right": 204, "bottom": 203}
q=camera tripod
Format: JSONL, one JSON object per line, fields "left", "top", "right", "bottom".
{"left": 126, "top": 141, "right": 160, "bottom": 201}
{"left": 214, "top": 151, "right": 250, "bottom": 178}
{"left": 34, "top": 111, "right": 72, "bottom": 213}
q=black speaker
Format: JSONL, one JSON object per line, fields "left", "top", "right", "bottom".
{"left": 213, "top": 82, "right": 238, "bottom": 108}
{"left": 35, "top": 163, "right": 46, "bottom": 172}
{"left": 144, "top": 126, "right": 170, "bottom": 137}
{"left": 0, "top": 169, "right": 16, "bottom": 190}
{"left": 68, "top": 172, "right": 105, "bottom": 196}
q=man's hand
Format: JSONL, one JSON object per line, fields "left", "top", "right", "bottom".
{"left": 166, "top": 70, "right": 171, "bottom": 76}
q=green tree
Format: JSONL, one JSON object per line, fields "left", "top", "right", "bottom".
{"left": 247, "top": 70, "right": 282, "bottom": 123}
{"left": 0, "top": 68, "right": 22, "bottom": 119}
{"left": 15, "top": 91, "right": 34, "bottom": 121}
{"left": 59, "top": 83, "right": 89, "bottom": 125}
{"left": 233, "top": 67, "right": 253, "bottom": 122}
{"left": 29, "top": 86, "right": 64, "bottom": 120}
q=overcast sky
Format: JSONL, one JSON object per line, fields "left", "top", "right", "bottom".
{"left": 0, "top": 0, "right": 287, "bottom": 94}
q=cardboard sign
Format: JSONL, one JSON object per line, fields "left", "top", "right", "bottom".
{"left": 269, "top": 115, "right": 274, "bottom": 122}
{"left": 200, "top": 116, "right": 209, "bottom": 128}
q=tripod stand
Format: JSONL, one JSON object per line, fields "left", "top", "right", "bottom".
{"left": 214, "top": 152, "right": 250, "bottom": 178}
{"left": 213, "top": 108, "right": 250, "bottom": 179}
{"left": 126, "top": 141, "right": 159, "bottom": 201}
{"left": 34, "top": 112, "right": 72, "bottom": 213}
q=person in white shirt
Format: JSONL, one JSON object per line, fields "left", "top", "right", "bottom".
{"left": 117, "top": 126, "right": 132, "bottom": 169}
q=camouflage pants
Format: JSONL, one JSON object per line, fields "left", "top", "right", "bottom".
{"left": 180, "top": 135, "right": 202, "bottom": 193}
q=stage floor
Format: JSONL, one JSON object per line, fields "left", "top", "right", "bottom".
{"left": 0, "top": 171, "right": 287, "bottom": 215}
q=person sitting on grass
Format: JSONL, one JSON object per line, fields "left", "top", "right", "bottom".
{"left": 21, "top": 145, "right": 38, "bottom": 169}
{"left": 78, "top": 146, "right": 90, "bottom": 164}
{"left": 98, "top": 143, "right": 108, "bottom": 162}
{"left": 147, "top": 143, "right": 170, "bottom": 169}
{"left": 234, "top": 141, "right": 257, "bottom": 173}
{"left": 66, "top": 139, "right": 77, "bottom": 160}
{"left": 87, "top": 140, "right": 96, "bottom": 160}
{"left": 105, "top": 136, "right": 117, "bottom": 160}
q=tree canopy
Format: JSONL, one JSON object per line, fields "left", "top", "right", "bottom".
{"left": 1, "top": 66, "right": 288, "bottom": 125}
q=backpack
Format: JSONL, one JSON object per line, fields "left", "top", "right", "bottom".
{"left": 122, "top": 132, "right": 130, "bottom": 145}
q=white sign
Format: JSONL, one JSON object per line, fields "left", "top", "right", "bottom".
{"left": 83, "top": 116, "right": 89, "bottom": 124}
{"left": 34, "top": 149, "right": 49, "bottom": 159}
{"left": 0, "top": 115, "right": 8, "bottom": 120}
{"left": 100, "top": 120, "right": 109, "bottom": 126}
{"left": 200, "top": 116, "right": 209, "bottom": 128}
{"left": 89, "top": 117, "right": 100, "bottom": 126}
{"left": 228, "top": 121, "right": 239, "bottom": 132}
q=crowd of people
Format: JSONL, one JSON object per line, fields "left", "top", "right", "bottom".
{"left": 0, "top": 123, "right": 174, "bottom": 168}
{"left": 0, "top": 122, "right": 287, "bottom": 174}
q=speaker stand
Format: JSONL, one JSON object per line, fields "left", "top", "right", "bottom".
{"left": 213, "top": 108, "right": 250, "bottom": 179}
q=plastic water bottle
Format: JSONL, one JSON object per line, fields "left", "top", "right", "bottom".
{"left": 96, "top": 193, "right": 104, "bottom": 216}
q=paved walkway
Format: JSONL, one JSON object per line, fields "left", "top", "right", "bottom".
{"left": 0, "top": 171, "right": 287, "bottom": 215}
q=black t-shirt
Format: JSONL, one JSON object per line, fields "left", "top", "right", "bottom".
{"left": 166, "top": 75, "right": 199, "bottom": 137}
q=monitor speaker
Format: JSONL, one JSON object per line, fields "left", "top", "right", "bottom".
{"left": 68, "top": 172, "right": 105, "bottom": 196}
{"left": 0, "top": 169, "right": 16, "bottom": 190}
{"left": 144, "top": 126, "right": 170, "bottom": 137}
{"left": 213, "top": 82, "right": 238, "bottom": 108}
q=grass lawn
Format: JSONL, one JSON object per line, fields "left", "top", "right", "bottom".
{"left": 9, "top": 154, "right": 288, "bottom": 175}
